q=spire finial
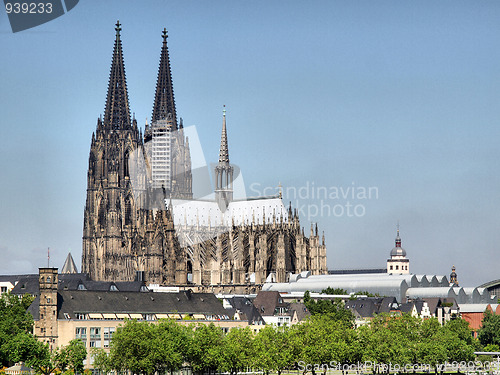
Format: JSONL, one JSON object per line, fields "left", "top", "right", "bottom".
{"left": 115, "top": 20, "right": 121, "bottom": 35}
{"left": 162, "top": 28, "right": 168, "bottom": 41}
{"left": 223, "top": 104, "right": 226, "bottom": 117}
{"left": 278, "top": 182, "right": 282, "bottom": 199}
{"left": 395, "top": 221, "right": 402, "bottom": 247}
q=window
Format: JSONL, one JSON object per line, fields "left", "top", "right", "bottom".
{"left": 75, "top": 327, "right": 87, "bottom": 340}
{"left": 390, "top": 265, "right": 393, "bottom": 270}
{"left": 395, "top": 265, "right": 399, "bottom": 270}
{"left": 103, "top": 327, "right": 115, "bottom": 340}
{"left": 0, "top": 286, "right": 7, "bottom": 294}
{"left": 110, "top": 285, "right": 118, "bottom": 292}
{"left": 78, "top": 284, "right": 86, "bottom": 290}
{"left": 90, "top": 327, "right": 101, "bottom": 340}
{"left": 90, "top": 341, "right": 101, "bottom": 348}
{"left": 75, "top": 313, "right": 86, "bottom": 320}
{"left": 90, "top": 327, "right": 101, "bottom": 348}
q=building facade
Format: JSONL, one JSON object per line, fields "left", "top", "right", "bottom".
{"left": 81, "top": 22, "right": 327, "bottom": 291}
{"left": 387, "top": 227, "right": 409, "bottom": 274}
{"left": 31, "top": 269, "right": 247, "bottom": 366}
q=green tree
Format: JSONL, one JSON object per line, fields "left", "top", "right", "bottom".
{"left": 90, "top": 348, "right": 111, "bottom": 374}
{"left": 358, "top": 315, "right": 412, "bottom": 373}
{"left": 253, "top": 326, "right": 294, "bottom": 375}
{"left": 186, "top": 323, "right": 224, "bottom": 374}
{"left": 221, "top": 327, "right": 254, "bottom": 375}
{"left": 444, "top": 318, "right": 474, "bottom": 345}
{"left": 0, "top": 293, "right": 36, "bottom": 366}
{"left": 5, "top": 332, "right": 52, "bottom": 374}
{"left": 152, "top": 319, "right": 190, "bottom": 374}
{"left": 478, "top": 309, "right": 500, "bottom": 347}
{"left": 321, "top": 287, "right": 347, "bottom": 295}
{"left": 107, "top": 319, "right": 157, "bottom": 375}
{"left": 291, "top": 314, "right": 359, "bottom": 375}
{"left": 56, "top": 339, "right": 87, "bottom": 374}
{"left": 303, "top": 291, "right": 354, "bottom": 324}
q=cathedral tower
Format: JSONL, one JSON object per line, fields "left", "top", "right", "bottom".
{"left": 215, "top": 106, "right": 234, "bottom": 211}
{"left": 82, "top": 21, "right": 144, "bottom": 282}
{"left": 82, "top": 23, "right": 187, "bottom": 284}
{"left": 145, "top": 29, "right": 192, "bottom": 198}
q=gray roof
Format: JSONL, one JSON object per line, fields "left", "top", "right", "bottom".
{"left": 11, "top": 274, "right": 148, "bottom": 295}
{"left": 345, "top": 298, "right": 378, "bottom": 318}
{"left": 328, "top": 269, "right": 386, "bottom": 275}
{"left": 253, "top": 291, "right": 288, "bottom": 316}
{"left": 30, "top": 290, "right": 228, "bottom": 320}
{"left": 400, "top": 300, "right": 425, "bottom": 315}
{"left": 226, "top": 297, "right": 265, "bottom": 324}
{"left": 263, "top": 274, "right": 410, "bottom": 302}
{"left": 407, "top": 286, "right": 495, "bottom": 304}
{"left": 478, "top": 279, "right": 500, "bottom": 290}
{"left": 0, "top": 274, "right": 33, "bottom": 284}
{"left": 344, "top": 297, "right": 399, "bottom": 318}
{"left": 289, "top": 302, "right": 311, "bottom": 321}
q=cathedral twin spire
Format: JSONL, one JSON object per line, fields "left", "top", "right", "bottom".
{"left": 104, "top": 22, "right": 177, "bottom": 132}
{"left": 103, "top": 21, "right": 132, "bottom": 130}
{"left": 151, "top": 28, "right": 177, "bottom": 128}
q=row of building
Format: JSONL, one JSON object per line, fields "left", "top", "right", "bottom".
{"left": 2, "top": 263, "right": 498, "bottom": 367}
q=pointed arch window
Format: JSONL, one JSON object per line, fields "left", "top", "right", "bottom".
{"left": 98, "top": 202, "right": 106, "bottom": 226}
{"left": 125, "top": 198, "right": 132, "bottom": 225}
{"left": 124, "top": 150, "right": 130, "bottom": 177}
{"left": 89, "top": 153, "right": 96, "bottom": 177}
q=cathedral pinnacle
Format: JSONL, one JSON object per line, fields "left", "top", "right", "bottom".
{"left": 218, "top": 105, "right": 230, "bottom": 164}
{"left": 103, "top": 20, "right": 131, "bottom": 130}
{"left": 152, "top": 28, "right": 177, "bottom": 127}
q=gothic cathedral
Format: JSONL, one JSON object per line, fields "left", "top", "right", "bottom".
{"left": 82, "top": 22, "right": 327, "bottom": 292}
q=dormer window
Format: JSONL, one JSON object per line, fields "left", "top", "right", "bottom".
{"left": 46, "top": 276, "right": 51, "bottom": 283}
{"left": 77, "top": 284, "right": 86, "bottom": 290}
{"left": 110, "top": 285, "right": 118, "bottom": 292}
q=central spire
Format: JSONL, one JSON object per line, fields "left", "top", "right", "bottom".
{"left": 103, "top": 21, "right": 131, "bottom": 130}
{"left": 218, "top": 105, "right": 230, "bottom": 164}
{"left": 215, "top": 106, "right": 234, "bottom": 212}
{"left": 151, "top": 28, "right": 177, "bottom": 128}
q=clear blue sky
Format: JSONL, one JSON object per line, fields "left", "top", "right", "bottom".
{"left": 1, "top": 1, "right": 499, "bottom": 287}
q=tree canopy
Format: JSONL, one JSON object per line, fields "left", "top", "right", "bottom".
{"left": 478, "top": 309, "right": 500, "bottom": 347}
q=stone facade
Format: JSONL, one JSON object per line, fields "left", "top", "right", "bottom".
{"left": 82, "top": 22, "right": 327, "bottom": 290}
